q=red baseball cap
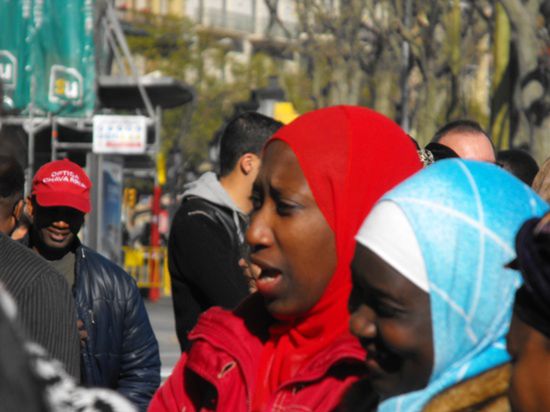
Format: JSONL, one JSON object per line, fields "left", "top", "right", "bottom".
{"left": 32, "top": 159, "right": 92, "bottom": 213}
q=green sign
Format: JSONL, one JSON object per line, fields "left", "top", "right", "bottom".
{"left": 0, "top": 0, "right": 32, "bottom": 109}
{"left": 0, "top": 0, "right": 95, "bottom": 116}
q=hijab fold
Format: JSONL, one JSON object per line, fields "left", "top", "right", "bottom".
{"left": 251, "top": 106, "right": 422, "bottom": 410}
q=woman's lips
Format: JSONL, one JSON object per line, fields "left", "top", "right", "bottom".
{"left": 250, "top": 259, "right": 283, "bottom": 297}
{"left": 365, "top": 350, "right": 385, "bottom": 371}
{"left": 366, "top": 356, "right": 383, "bottom": 374}
{"left": 365, "top": 348, "right": 402, "bottom": 375}
{"left": 255, "top": 271, "right": 283, "bottom": 296}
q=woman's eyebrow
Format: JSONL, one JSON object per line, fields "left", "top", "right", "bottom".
{"left": 352, "top": 274, "right": 398, "bottom": 302}
{"left": 369, "top": 285, "right": 400, "bottom": 302}
{"left": 269, "top": 183, "right": 297, "bottom": 200}
{"left": 268, "top": 183, "right": 282, "bottom": 198}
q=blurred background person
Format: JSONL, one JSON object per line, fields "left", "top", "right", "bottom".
{"left": 168, "top": 112, "right": 282, "bottom": 351}
{"left": 0, "top": 155, "right": 24, "bottom": 236}
{"left": 424, "top": 142, "right": 460, "bottom": 162}
{"left": 497, "top": 149, "right": 539, "bottom": 186}
{"left": 11, "top": 209, "right": 32, "bottom": 241}
{"left": 506, "top": 211, "right": 550, "bottom": 412}
{"left": 431, "top": 120, "right": 496, "bottom": 163}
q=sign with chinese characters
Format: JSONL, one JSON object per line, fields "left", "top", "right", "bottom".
{"left": 93, "top": 115, "right": 148, "bottom": 154}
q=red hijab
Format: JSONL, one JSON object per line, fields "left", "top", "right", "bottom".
{"left": 252, "top": 106, "right": 422, "bottom": 409}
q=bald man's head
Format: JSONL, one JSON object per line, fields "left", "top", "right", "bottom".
{"left": 432, "top": 120, "right": 496, "bottom": 163}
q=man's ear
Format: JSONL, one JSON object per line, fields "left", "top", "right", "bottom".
{"left": 26, "top": 196, "right": 35, "bottom": 219}
{"left": 13, "top": 199, "right": 23, "bottom": 221}
{"left": 239, "top": 153, "right": 256, "bottom": 176}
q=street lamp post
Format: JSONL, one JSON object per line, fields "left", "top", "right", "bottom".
{"left": 256, "top": 76, "right": 285, "bottom": 118}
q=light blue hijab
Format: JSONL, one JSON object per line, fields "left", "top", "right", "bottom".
{"left": 376, "top": 160, "right": 548, "bottom": 412}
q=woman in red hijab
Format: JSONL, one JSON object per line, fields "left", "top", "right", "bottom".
{"left": 149, "top": 106, "right": 422, "bottom": 412}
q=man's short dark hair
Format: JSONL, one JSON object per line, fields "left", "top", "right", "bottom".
{"left": 219, "top": 112, "right": 283, "bottom": 177}
{"left": 0, "top": 155, "right": 24, "bottom": 218}
{"left": 425, "top": 142, "right": 459, "bottom": 161}
{"left": 497, "top": 149, "right": 540, "bottom": 186}
{"left": 432, "top": 119, "right": 492, "bottom": 146}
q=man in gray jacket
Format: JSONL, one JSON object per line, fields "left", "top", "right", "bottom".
{"left": 168, "top": 112, "right": 282, "bottom": 350}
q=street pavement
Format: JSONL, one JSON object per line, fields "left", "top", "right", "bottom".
{"left": 145, "top": 296, "right": 180, "bottom": 381}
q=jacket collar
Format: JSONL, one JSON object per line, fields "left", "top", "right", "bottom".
{"left": 423, "top": 364, "right": 511, "bottom": 412}
{"left": 188, "top": 293, "right": 366, "bottom": 388}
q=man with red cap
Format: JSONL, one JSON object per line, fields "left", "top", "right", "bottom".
{"left": 26, "top": 158, "right": 160, "bottom": 412}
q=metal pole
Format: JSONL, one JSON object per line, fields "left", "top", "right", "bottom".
{"left": 155, "top": 106, "right": 161, "bottom": 154}
{"left": 105, "top": 0, "right": 155, "bottom": 119}
{"left": 149, "top": 105, "right": 162, "bottom": 301}
{"left": 96, "top": 154, "right": 104, "bottom": 252}
{"left": 103, "top": 18, "right": 126, "bottom": 75}
{"left": 400, "top": 0, "right": 412, "bottom": 132}
{"left": 51, "top": 116, "right": 58, "bottom": 160}
{"left": 26, "top": 75, "right": 36, "bottom": 190}
{"left": 27, "top": 126, "right": 35, "bottom": 186}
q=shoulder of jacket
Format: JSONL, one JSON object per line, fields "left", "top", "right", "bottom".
{"left": 0, "top": 237, "right": 66, "bottom": 287}
{"left": 181, "top": 197, "right": 232, "bottom": 217}
{"left": 188, "top": 304, "right": 269, "bottom": 365}
{"left": 77, "top": 246, "right": 133, "bottom": 282}
{"left": 189, "top": 307, "right": 257, "bottom": 344}
{"left": 423, "top": 364, "right": 511, "bottom": 412}
{"left": 176, "top": 198, "right": 237, "bottom": 233}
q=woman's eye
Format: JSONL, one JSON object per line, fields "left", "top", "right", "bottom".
{"left": 376, "top": 302, "right": 403, "bottom": 318}
{"left": 276, "top": 201, "right": 296, "bottom": 215}
{"left": 250, "top": 193, "right": 262, "bottom": 211}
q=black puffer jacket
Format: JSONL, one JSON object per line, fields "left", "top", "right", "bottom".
{"left": 74, "top": 244, "right": 160, "bottom": 411}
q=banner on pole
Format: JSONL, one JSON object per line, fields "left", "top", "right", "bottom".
{"left": 0, "top": 0, "right": 32, "bottom": 110}
{"left": 0, "top": 0, "right": 95, "bottom": 116}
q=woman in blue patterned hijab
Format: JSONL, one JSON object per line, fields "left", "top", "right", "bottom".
{"left": 349, "top": 159, "right": 548, "bottom": 411}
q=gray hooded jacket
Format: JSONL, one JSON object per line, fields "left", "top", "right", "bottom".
{"left": 182, "top": 172, "right": 247, "bottom": 243}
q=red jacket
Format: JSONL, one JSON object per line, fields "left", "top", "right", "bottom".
{"left": 149, "top": 296, "right": 366, "bottom": 412}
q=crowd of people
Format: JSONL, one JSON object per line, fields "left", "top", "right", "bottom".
{"left": 0, "top": 104, "right": 549, "bottom": 412}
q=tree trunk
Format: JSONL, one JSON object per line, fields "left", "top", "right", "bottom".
{"left": 373, "top": 48, "right": 395, "bottom": 117}
{"left": 498, "top": 0, "right": 548, "bottom": 161}
{"left": 490, "top": 3, "right": 512, "bottom": 150}
{"left": 415, "top": 72, "right": 443, "bottom": 144}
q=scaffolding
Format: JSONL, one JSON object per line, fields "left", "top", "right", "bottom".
{"left": 0, "top": 0, "right": 194, "bottom": 299}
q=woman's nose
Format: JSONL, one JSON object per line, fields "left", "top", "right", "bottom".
{"left": 245, "top": 205, "right": 274, "bottom": 253}
{"left": 349, "top": 305, "right": 377, "bottom": 340}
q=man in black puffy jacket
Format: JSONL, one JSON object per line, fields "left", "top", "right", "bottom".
{"left": 26, "top": 159, "right": 160, "bottom": 411}
{"left": 168, "top": 112, "right": 282, "bottom": 350}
